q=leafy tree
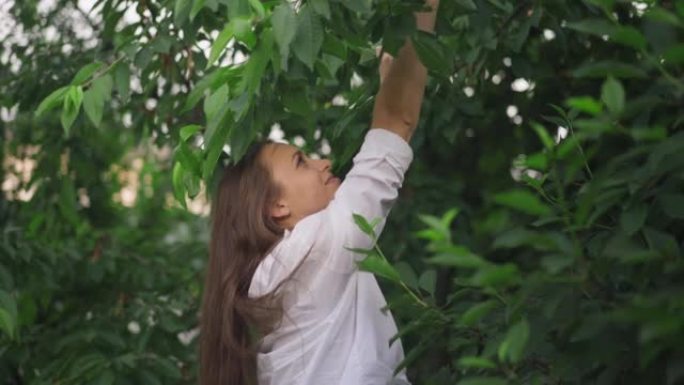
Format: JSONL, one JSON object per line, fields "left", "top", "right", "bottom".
{"left": 1, "top": 0, "right": 683, "bottom": 384}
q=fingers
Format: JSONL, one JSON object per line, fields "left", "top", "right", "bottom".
{"left": 423, "top": 0, "right": 439, "bottom": 10}
{"left": 376, "top": 47, "right": 394, "bottom": 85}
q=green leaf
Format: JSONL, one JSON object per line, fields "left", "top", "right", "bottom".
{"left": 470, "top": 263, "right": 520, "bottom": 287}
{"left": 566, "top": 19, "right": 646, "bottom": 51}
{"left": 663, "top": 44, "right": 684, "bottom": 66}
{"left": 322, "top": 34, "right": 347, "bottom": 59}
{"left": 609, "top": 25, "right": 647, "bottom": 51}
{"left": 393, "top": 339, "right": 430, "bottom": 376}
{"left": 572, "top": 60, "right": 648, "bottom": 79}
{"left": 508, "top": 6, "right": 540, "bottom": 52}
{"left": 630, "top": 126, "right": 667, "bottom": 142}
{"left": 460, "top": 300, "right": 498, "bottom": 326}
{"left": 418, "top": 269, "right": 436, "bottom": 296}
{"left": 114, "top": 63, "right": 131, "bottom": 102}
{"left": 240, "top": 28, "right": 273, "bottom": 94}
{"left": 566, "top": 19, "right": 615, "bottom": 36}
{"left": 603, "top": 233, "right": 659, "bottom": 264}
{"left": 498, "top": 318, "right": 530, "bottom": 363}
{"left": 493, "top": 189, "right": 552, "bottom": 216}
{"left": 0, "top": 309, "right": 14, "bottom": 340}
{"left": 83, "top": 75, "right": 113, "bottom": 127}
{"left": 180, "top": 124, "right": 202, "bottom": 142}
{"left": 584, "top": 0, "right": 614, "bottom": 13}
{"left": 345, "top": 247, "right": 374, "bottom": 256}
{"left": 620, "top": 203, "right": 648, "bottom": 235}
{"left": 541, "top": 253, "right": 574, "bottom": 275}
{"left": 183, "top": 67, "right": 234, "bottom": 112}
{"left": 355, "top": 252, "right": 401, "bottom": 283}
{"left": 0, "top": 290, "right": 17, "bottom": 340}
{"left": 574, "top": 118, "right": 614, "bottom": 136}
{"left": 35, "top": 86, "right": 69, "bottom": 117}
{"left": 232, "top": 17, "right": 256, "bottom": 49}
{"left": 292, "top": 5, "right": 323, "bottom": 70}
{"left": 174, "top": 0, "right": 192, "bottom": 26}
{"left": 394, "top": 261, "right": 418, "bottom": 289}
{"left": 643, "top": 227, "right": 681, "bottom": 258}
{"left": 204, "top": 84, "right": 229, "bottom": 127}
{"left": 352, "top": 213, "right": 377, "bottom": 236}
{"left": 457, "top": 356, "right": 496, "bottom": 369}
{"left": 208, "top": 23, "right": 234, "bottom": 67}
{"left": 172, "top": 162, "right": 187, "bottom": 209}
{"left": 227, "top": 92, "right": 249, "bottom": 121}
{"left": 0, "top": 264, "right": 13, "bottom": 290}
{"left": 524, "top": 152, "right": 548, "bottom": 170}
{"left": 92, "top": 370, "right": 115, "bottom": 385}
{"left": 457, "top": 376, "right": 507, "bottom": 385}
{"left": 311, "top": 0, "right": 331, "bottom": 19}
{"left": 151, "top": 36, "right": 174, "bottom": 53}
{"left": 176, "top": 141, "right": 202, "bottom": 177}
{"left": 61, "top": 86, "right": 84, "bottom": 135}
{"left": 190, "top": 0, "right": 205, "bottom": 20}
{"left": 150, "top": 356, "right": 182, "bottom": 379}
{"left": 412, "top": 31, "right": 451, "bottom": 76}
{"left": 82, "top": 90, "right": 101, "bottom": 128}
{"left": 660, "top": 194, "right": 684, "bottom": 219}
{"left": 442, "top": 208, "right": 460, "bottom": 227}
{"left": 228, "top": 113, "right": 258, "bottom": 162}
{"left": 493, "top": 228, "right": 547, "bottom": 250}
{"left": 271, "top": 3, "right": 297, "bottom": 63}
{"left": 226, "top": 0, "right": 251, "bottom": 18}
{"left": 565, "top": 96, "right": 603, "bottom": 116}
{"left": 417, "top": 213, "right": 451, "bottom": 241}
{"left": 247, "top": 0, "right": 265, "bottom": 19}
{"left": 531, "top": 122, "right": 554, "bottom": 149}
{"left": 184, "top": 171, "right": 201, "bottom": 198}
{"left": 338, "top": 0, "right": 371, "bottom": 14}
{"left": 455, "top": 0, "right": 477, "bottom": 11}
{"left": 601, "top": 76, "right": 625, "bottom": 115}
{"left": 135, "top": 46, "right": 154, "bottom": 69}
{"left": 645, "top": 7, "right": 683, "bottom": 27}
{"left": 139, "top": 370, "right": 163, "bottom": 385}
{"left": 426, "top": 246, "right": 487, "bottom": 268}
{"left": 71, "top": 62, "right": 104, "bottom": 85}
{"left": 202, "top": 122, "right": 231, "bottom": 182}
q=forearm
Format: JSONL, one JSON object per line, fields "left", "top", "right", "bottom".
{"left": 371, "top": 0, "right": 439, "bottom": 142}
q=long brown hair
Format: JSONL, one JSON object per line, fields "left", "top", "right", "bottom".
{"left": 199, "top": 141, "right": 286, "bottom": 385}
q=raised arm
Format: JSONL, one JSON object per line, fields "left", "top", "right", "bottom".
{"left": 371, "top": 0, "right": 439, "bottom": 142}
{"left": 309, "top": 1, "right": 440, "bottom": 272}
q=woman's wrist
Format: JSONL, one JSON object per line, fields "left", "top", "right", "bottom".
{"left": 416, "top": 0, "right": 439, "bottom": 33}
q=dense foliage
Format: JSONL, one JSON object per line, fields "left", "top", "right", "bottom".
{"left": 1, "top": 0, "right": 683, "bottom": 384}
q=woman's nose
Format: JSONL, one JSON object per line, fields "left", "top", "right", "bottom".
{"left": 317, "top": 158, "right": 331, "bottom": 172}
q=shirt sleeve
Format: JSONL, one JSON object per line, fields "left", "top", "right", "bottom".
{"left": 320, "top": 128, "right": 413, "bottom": 272}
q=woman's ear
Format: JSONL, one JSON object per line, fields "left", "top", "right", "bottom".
{"left": 270, "top": 200, "right": 290, "bottom": 220}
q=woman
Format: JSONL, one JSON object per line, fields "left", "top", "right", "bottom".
{"left": 199, "top": 1, "right": 439, "bottom": 384}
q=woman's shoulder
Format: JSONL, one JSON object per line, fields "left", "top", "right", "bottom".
{"left": 249, "top": 209, "right": 333, "bottom": 297}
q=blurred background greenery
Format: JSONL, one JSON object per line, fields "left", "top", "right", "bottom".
{"left": 1, "top": 0, "right": 683, "bottom": 384}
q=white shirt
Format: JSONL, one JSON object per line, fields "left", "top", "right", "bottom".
{"left": 248, "top": 128, "right": 414, "bottom": 385}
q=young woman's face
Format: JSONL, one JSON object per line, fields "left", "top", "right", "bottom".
{"left": 260, "top": 142, "right": 341, "bottom": 229}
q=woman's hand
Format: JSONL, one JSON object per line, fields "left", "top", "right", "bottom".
{"left": 377, "top": 47, "right": 394, "bottom": 86}
{"left": 370, "top": 0, "right": 440, "bottom": 142}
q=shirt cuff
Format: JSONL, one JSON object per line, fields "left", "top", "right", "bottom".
{"left": 355, "top": 128, "right": 414, "bottom": 174}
